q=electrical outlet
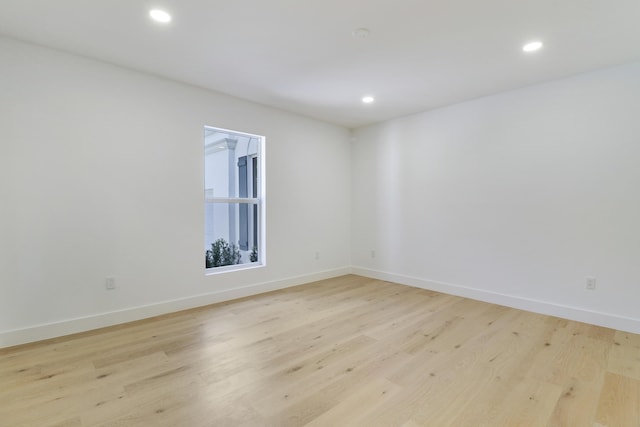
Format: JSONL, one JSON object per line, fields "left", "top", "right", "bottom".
{"left": 585, "top": 277, "right": 596, "bottom": 290}
{"left": 315, "top": 251, "right": 320, "bottom": 260}
{"left": 371, "top": 250, "right": 376, "bottom": 258}
{"left": 105, "top": 277, "right": 116, "bottom": 290}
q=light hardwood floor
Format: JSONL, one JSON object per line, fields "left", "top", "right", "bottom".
{"left": 1, "top": 275, "right": 639, "bottom": 426}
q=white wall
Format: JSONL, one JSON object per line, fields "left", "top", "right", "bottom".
{"left": 0, "top": 37, "right": 352, "bottom": 347}
{"left": 352, "top": 60, "right": 640, "bottom": 333}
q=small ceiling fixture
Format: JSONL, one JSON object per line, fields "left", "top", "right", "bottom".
{"left": 362, "top": 96, "right": 375, "bottom": 104}
{"left": 149, "top": 9, "right": 172, "bottom": 23}
{"left": 352, "top": 28, "right": 370, "bottom": 39}
{"left": 522, "top": 41, "right": 543, "bottom": 52}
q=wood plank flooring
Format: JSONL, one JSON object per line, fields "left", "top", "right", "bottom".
{"left": 1, "top": 275, "right": 639, "bottom": 426}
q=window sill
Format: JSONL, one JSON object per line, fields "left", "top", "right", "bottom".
{"left": 205, "top": 262, "right": 265, "bottom": 276}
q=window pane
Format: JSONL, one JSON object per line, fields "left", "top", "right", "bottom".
{"left": 204, "top": 126, "right": 263, "bottom": 271}
{"left": 204, "top": 131, "right": 260, "bottom": 199}
{"left": 205, "top": 202, "right": 259, "bottom": 267}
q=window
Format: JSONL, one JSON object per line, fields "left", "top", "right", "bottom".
{"left": 204, "top": 126, "right": 264, "bottom": 271}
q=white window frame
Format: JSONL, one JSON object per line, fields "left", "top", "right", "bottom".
{"left": 204, "top": 126, "right": 265, "bottom": 274}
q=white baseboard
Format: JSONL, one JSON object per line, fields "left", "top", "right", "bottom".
{"left": 5, "top": 265, "right": 639, "bottom": 349}
{"left": 352, "top": 266, "right": 640, "bottom": 335}
{"left": 0, "top": 267, "right": 352, "bottom": 349}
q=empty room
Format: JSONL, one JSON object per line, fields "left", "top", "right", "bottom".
{"left": 1, "top": 1, "right": 640, "bottom": 426}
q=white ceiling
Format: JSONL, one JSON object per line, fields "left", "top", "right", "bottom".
{"left": 1, "top": 0, "right": 639, "bottom": 128}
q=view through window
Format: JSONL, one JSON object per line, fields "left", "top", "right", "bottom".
{"left": 204, "top": 126, "right": 264, "bottom": 271}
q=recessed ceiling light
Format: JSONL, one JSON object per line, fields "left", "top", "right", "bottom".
{"left": 352, "top": 28, "right": 370, "bottom": 39}
{"left": 522, "top": 41, "right": 543, "bottom": 52}
{"left": 362, "top": 96, "right": 375, "bottom": 104}
{"left": 149, "top": 9, "right": 172, "bottom": 23}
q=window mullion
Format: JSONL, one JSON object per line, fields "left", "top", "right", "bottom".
{"left": 206, "top": 197, "right": 259, "bottom": 204}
